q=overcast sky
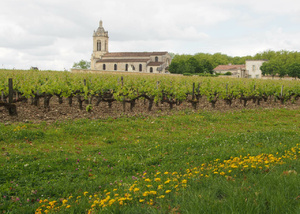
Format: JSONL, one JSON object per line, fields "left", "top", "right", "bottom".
{"left": 1, "top": 0, "right": 300, "bottom": 70}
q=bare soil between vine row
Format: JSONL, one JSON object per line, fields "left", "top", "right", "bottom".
{"left": 0, "top": 97, "right": 299, "bottom": 123}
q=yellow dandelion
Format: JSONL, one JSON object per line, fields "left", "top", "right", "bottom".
{"left": 164, "top": 179, "right": 171, "bottom": 184}
{"left": 143, "top": 191, "right": 149, "bottom": 197}
{"left": 109, "top": 199, "right": 116, "bottom": 206}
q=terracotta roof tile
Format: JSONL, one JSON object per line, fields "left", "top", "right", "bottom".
{"left": 214, "top": 64, "right": 245, "bottom": 71}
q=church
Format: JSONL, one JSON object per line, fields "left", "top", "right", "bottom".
{"left": 90, "top": 21, "right": 172, "bottom": 74}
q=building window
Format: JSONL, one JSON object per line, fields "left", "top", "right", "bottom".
{"left": 139, "top": 64, "right": 142, "bottom": 72}
{"left": 155, "top": 56, "right": 158, "bottom": 62}
{"left": 103, "top": 64, "right": 106, "bottom": 70}
{"left": 252, "top": 65, "right": 255, "bottom": 71}
{"left": 150, "top": 67, "right": 153, "bottom": 73}
{"left": 114, "top": 64, "right": 117, "bottom": 71}
{"left": 97, "top": 41, "right": 101, "bottom": 51}
{"left": 125, "top": 64, "right": 128, "bottom": 71}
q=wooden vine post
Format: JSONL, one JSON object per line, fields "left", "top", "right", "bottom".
{"left": 121, "top": 76, "right": 125, "bottom": 112}
{"left": 8, "top": 78, "right": 17, "bottom": 116}
{"left": 192, "top": 82, "right": 197, "bottom": 109}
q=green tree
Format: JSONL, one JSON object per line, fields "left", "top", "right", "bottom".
{"left": 201, "top": 59, "right": 214, "bottom": 74}
{"left": 287, "top": 63, "right": 300, "bottom": 79}
{"left": 261, "top": 61, "right": 275, "bottom": 77}
{"left": 169, "top": 50, "right": 300, "bottom": 76}
{"left": 72, "top": 60, "right": 91, "bottom": 69}
{"left": 187, "top": 57, "right": 202, "bottom": 73}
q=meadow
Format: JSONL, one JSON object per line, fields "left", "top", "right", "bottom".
{"left": 0, "top": 108, "right": 299, "bottom": 213}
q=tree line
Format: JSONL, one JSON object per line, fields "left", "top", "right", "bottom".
{"left": 168, "top": 50, "right": 300, "bottom": 78}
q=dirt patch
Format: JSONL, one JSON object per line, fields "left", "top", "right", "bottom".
{"left": 0, "top": 97, "right": 299, "bottom": 123}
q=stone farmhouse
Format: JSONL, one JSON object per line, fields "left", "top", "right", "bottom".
{"left": 245, "top": 60, "right": 267, "bottom": 79}
{"left": 90, "top": 21, "right": 172, "bottom": 74}
{"left": 214, "top": 60, "right": 267, "bottom": 78}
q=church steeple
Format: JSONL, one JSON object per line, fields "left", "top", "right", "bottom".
{"left": 93, "top": 20, "right": 108, "bottom": 38}
{"left": 91, "top": 20, "right": 109, "bottom": 69}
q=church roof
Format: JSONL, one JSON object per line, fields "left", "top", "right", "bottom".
{"left": 103, "top": 52, "right": 168, "bottom": 58}
{"left": 147, "top": 62, "right": 164, "bottom": 66}
{"left": 96, "top": 58, "right": 150, "bottom": 63}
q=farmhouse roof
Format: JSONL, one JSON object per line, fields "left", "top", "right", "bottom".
{"left": 214, "top": 64, "right": 245, "bottom": 71}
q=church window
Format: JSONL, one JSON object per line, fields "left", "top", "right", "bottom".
{"left": 139, "top": 64, "right": 142, "bottom": 72}
{"left": 125, "top": 64, "right": 128, "bottom": 71}
{"left": 114, "top": 64, "right": 117, "bottom": 71}
{"left": 97, "top": 41, "right": 101, "bottom": 51}
{"left": 155, "top": 56, "right": 158, "bottom": 62}
{"left": 150, "top": 67, "right": 153, "bottom": 73}
{"left": 103, "top": 64, "right": 106, "bottom": 70}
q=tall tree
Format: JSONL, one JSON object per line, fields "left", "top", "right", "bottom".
{"left": 287, "top": 63, "right": 300, "bottom": 79}
{"left": 72, "top": 60, "right": 91, "bottom": 69}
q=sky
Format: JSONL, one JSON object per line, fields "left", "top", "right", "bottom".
{"left": 0, "top": 0, "right": 300, "bottom": 70}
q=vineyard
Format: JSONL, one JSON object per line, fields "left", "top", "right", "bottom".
{"left": 0, "top": 70, "right": 299, "bottom": 121}
{"left": 1, "top": 70, "right": 300, "bottom": 214}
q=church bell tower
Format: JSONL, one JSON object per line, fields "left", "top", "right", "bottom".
{"left": 91, "top": 20, "right": 109, "bottom": 69}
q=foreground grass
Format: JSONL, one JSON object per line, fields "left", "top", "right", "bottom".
{"left": 0, "top": 108, "right": 299, "bottom": 213}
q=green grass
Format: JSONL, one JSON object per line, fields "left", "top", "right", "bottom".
{"left": 0, "top": 108, "right": 299, "bottom": 213}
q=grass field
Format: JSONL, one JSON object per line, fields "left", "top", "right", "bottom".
{"left": 0, "top": 108, "right": 299, "bottom": 213}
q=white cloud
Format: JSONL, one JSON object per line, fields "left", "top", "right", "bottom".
{"left": 0, "top": 0, "right": 300, "bottom": 70}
